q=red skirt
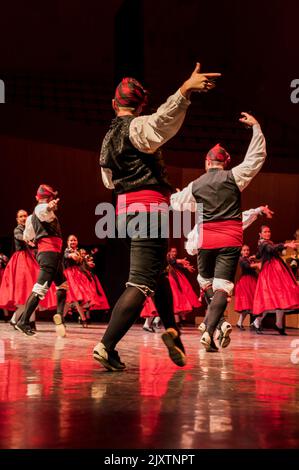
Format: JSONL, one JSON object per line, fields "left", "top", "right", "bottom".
{"left": 235, "top": 274, "right": 257, "bottom": 313}
{"left": 64, "top": 266, "right": 93, "bottom": 304}
{"left": 89, "top": 275, "right": 110, "bottom": 311}
{"left": 64, "top": 266, "right": 110, "bottom": 310}
{"left": 0, "top": 250, "right": 56, "bottom": 310}
{"left": 140, "top": 297, "right": 158, "bottom": 318}
{"left": 168, "top": 268, "right": 201, "bottom": 314}
{"left": 253, "top": 258, "right": 299, "bottom": 315}
{"left": 0, "top": 268, "right": 5, "bottom": 286}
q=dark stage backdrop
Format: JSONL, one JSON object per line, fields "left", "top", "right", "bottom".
{"left": 1, "top": 0, "right": 298, "bottom": 124}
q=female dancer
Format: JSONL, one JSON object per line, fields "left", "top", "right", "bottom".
{"left": 79, "top": 247, "right": 110, "bottom": 316}
{"left": 285, "top": 228, "right": 299, "bottom": 279}
{"left": 0, "top": 249, "right": 9, "bottom": 321}
{"left": 63, "top": 236, "right": 109, "bottom": 326}
{"left": 141, "top": 297, "right": 159, "bottom": 332}
{"left": 64, "top": 235, "right": 92, "bottom": 326}
{"left": 0, "top": 209, "right": 56, "bottom": 330}
{"left": 167, "top": 247, "right": 200, "bottom": 326}
{"left": 141, "top": 248, "right": 200, "bottom": 331}
{"left": 252, "top": 225, "right": 299, "bottom": 335}
{"left": 235, "top": 244, "right": 259, "bottom": 330}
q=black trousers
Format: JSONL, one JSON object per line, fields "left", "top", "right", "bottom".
{"left": 101, "top": 212, "right": 177, "bottom": 351}
{"left": 197, "top": 247, "right": 241, "bottom": 284}
{"left": 36, "top": 251, "right": 66, "bottom": 288}
{"left": 19, "top": 251, "right": 67, "bottom": 326}
{"left": 197, "top": 247, "right": 241, "bottom": 335}
{"left": 118, "top": 213, "right": 169, "bottom": 292}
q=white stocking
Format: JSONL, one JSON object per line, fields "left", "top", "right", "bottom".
{"left": 75, "top": 302, "right": 86, "bottom": 321}
{"left": 11, "top": 306, "right": 25, "bottom": 323}
{"left": 254, "top": 313, "right": 267, "bottom": 328}
{"left": 275, "top": 310, "right": 284, "bottom": 329}
{"left": 237, "top": 312, "right": 247, "bottom": 326}
{"left": 144, "top": 317, "right": 154, "bottom": 329}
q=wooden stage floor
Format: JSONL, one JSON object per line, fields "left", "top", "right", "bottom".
{"left": 0, "top": 322, "right": 298, "bottom": 450}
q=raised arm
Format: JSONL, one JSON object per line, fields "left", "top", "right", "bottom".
{"left": 242, "top": 205, "right": 274, "bottom": 230}
{"left": 129, "top": 63, "right": 221, "bottom": 154}
{"left": 232, "top": 113, "right": 267, "bottom": 192}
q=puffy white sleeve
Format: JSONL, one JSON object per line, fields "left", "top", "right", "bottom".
{"left": 185, "top": 224, "right": 200, "bottom": 256}
{"left": 23, "top": 215, "right": 36, "bottom": 242}
{"left": 242, "top": 206, "right": 263, "bottom": 230}
{"left": 101, "top": 168, "right": 115, "bottom": 189}
{"left": 232, "top": 124, "right": 267, "bottom": 192}
{"left": 129, "top": 89, "right": 191, "bottom": 153}
{"left": 35, "top": 203, "right": 56, "bottom": 222}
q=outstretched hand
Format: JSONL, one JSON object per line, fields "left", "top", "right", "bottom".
{"left": 180, "top": 62, "right": 221, "bottom": 99}
{"left": 47, "top": 198, "right": 60, "bottom": 212}
{"left": 178, "top": 257, "right": 195, "bottom": 272}
{"left": 260, "top": 205, "right": 274, "bottom": 219}
{"left": 186, "top": 264, "right": 195, "bottom": 273}
{"left": 285, "top": 241, "right": 298, "bottom": 250}
{"left": 239, "top": 112, "right": 259, "bottom": 127}
{"left": 70, "top": 252, "right": 81, "bottom": 262}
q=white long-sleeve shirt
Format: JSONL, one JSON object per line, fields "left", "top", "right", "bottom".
{"left": 170, "top": 123, "right": 267, "bottom": 212}
{"left": 101, "top": 89, "right": 191, "bottom": 189}
{"left": 23, "top": 204, "right": 56, "bottom": 242}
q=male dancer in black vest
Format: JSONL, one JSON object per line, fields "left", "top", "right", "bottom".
{"left": 93, "top": 63, "right": 221, "bottom": 371}
{"left": 171, "top": 113, "right": 267, "bottom": 351}
{"left": 16, "top": 184, "right": 68, "bottom": 337}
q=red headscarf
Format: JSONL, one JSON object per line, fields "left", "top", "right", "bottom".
{"left": 36, "top": 184, "right": 58, "bottom": 201}
{"left": 206, "top": 144, "right": 231, "bottom": 168}
{"left": 114, "top": 77, "right": 148, "bottom": 111}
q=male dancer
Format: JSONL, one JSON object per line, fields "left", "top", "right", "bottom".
{"left": 93, "top": 63, "right": 221, "bottom": 371}
{"left": 16, "top": 184, "right": 68, "bottom": 336}
{"left": 171, "top": 113, "right": 267, "bottom": 351}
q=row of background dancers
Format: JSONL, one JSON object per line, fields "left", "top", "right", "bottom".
{"left": 1, "top": 209, "right": 298, "bottom": 338}
{"left": 0, "top": 207, "right": 109, "bottom": 332}
{"left": 0, "top": 207, "right": 200, "bottom": 332}
{"left": 140, "top": 204, "right": 299, "bottom": 340}
{"left": 235, "top": 225, "right": 299, "bottom": 335}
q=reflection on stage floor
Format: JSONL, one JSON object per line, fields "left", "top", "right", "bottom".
{"left": 0, "top": 322, "right": 298, "bottom": 449}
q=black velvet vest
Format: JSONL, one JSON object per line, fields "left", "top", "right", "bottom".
{"left": 31, "top": 211, "right": 62, "bottom": 241}
{"left": 192, "top": 168, "right": 241, "bottom": 222}
{"left": 99, "top": 116, "right": 172, "bottom": 194}
{"left": 14, "top": 225, "right": 26, "bottom": 251}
